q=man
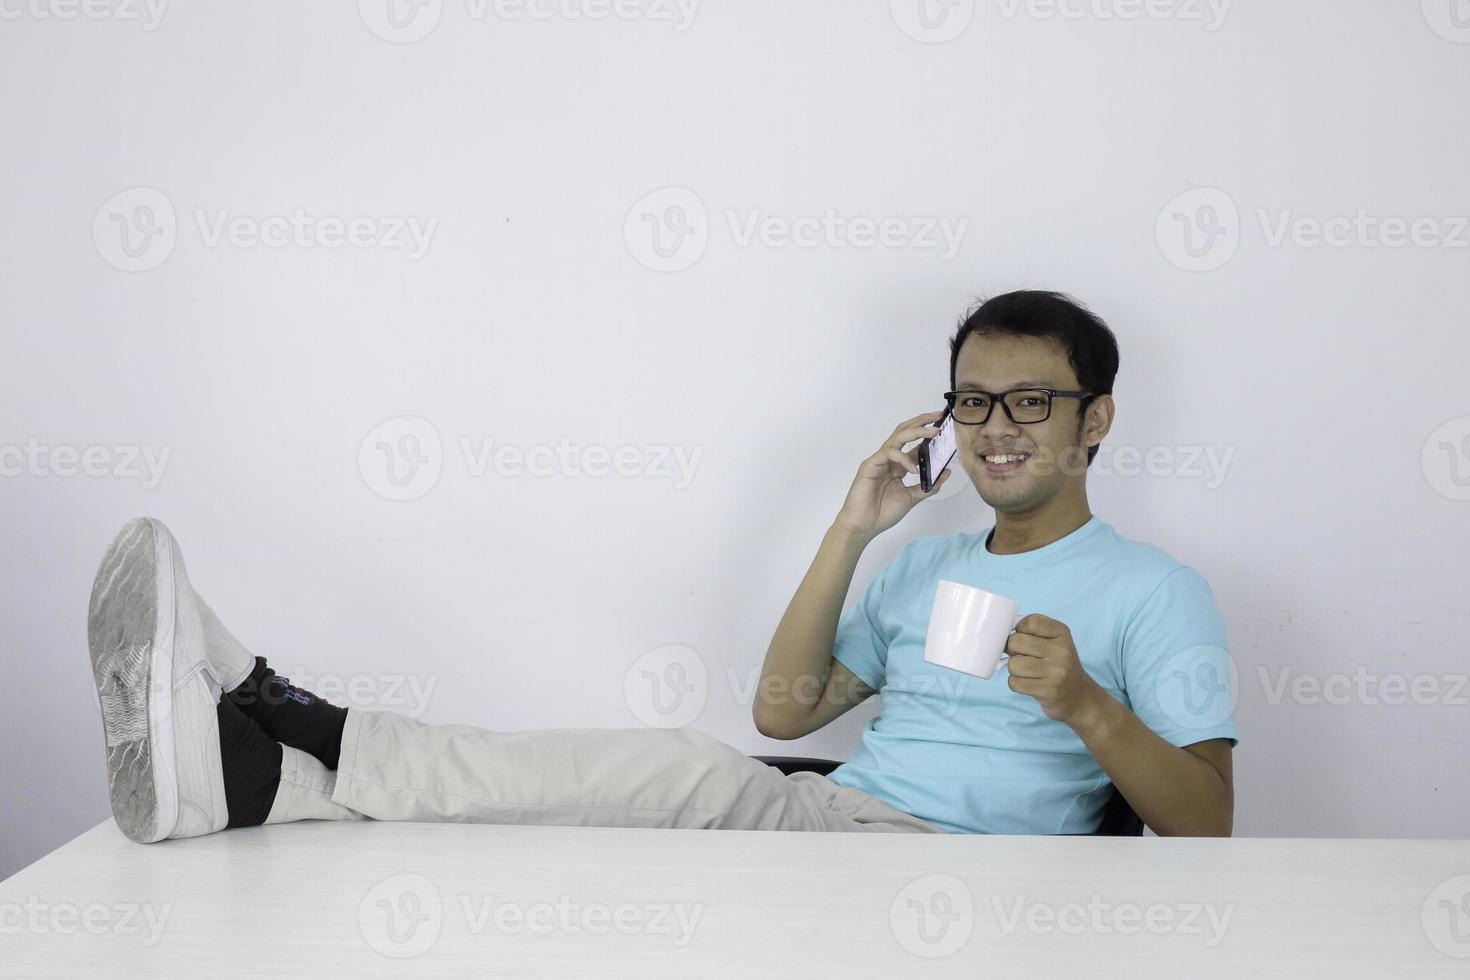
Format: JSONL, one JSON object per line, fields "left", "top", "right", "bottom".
{"left": 86, "top": 290, "right": 1235, "bottom": 844}
{"left": 758, "top": 290, "right": 1235, "bottom": 836}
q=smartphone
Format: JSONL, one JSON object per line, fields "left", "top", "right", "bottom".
{"left": 917, "top": 408, "right": 957, "bottom": 493}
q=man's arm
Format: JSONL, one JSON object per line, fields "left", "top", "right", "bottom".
{"left": 754, "top": 411, "right": 949, "bottom": 741}
{"left": 1071, "top": 701, "right": 1233, "bottom": 837}
{"left": 754, "top": 524, "right": 878, "bottom": 740}
{"left": 1003, "top": 613, "right": 1234, "bottom": 836}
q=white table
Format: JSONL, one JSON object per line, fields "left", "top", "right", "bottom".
{"left": 3, "top": 821, "right": 1468, "bottom": 977}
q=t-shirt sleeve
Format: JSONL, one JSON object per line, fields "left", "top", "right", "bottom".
{"left": 1120, "top": 565, "right": 1239, "bottom": 749}
{"left": 830, "top": 548, "right": 905, "bottom": 692}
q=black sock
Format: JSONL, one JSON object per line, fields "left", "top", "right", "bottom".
{"left": 216, "top": 697, "right": 283, "bottom": 829}
{"left": 224, "top": 656, "right": 348, "bottom": 770}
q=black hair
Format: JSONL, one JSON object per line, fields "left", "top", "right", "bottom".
{"left": 948, "top": 290, "right": 1120, "bottom": 467}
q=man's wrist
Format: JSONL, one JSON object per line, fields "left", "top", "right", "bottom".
{"left": 1066, "top": 684, "right": 1121, "bottom": 742}
{"left": 826, "top": 521, "right": 875, "bottom": 552}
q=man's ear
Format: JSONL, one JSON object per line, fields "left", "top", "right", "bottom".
{"left": 1083, "top": 394, "right": 1115, "bottom": 451}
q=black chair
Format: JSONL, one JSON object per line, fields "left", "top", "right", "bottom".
{"left": 754, "top": 755, "right": 1145, "bottom": 837}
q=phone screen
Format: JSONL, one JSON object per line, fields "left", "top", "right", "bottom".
{"left": 921, "top": 411, "right": 957, "bottom": 492}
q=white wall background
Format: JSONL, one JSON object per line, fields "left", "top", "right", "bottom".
{"left": 4, "top": 0, "right": 1469, "bottom": 880}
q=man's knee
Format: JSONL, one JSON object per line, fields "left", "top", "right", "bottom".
{"left": 676, "top": 726, "right": 729, "bottom": 754}
{"left": 674, "top": 727, "right": 748, "bottom": 770}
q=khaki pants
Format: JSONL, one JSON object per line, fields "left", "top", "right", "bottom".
{"left": 265, "top": 710, "right": 947, "bottom": 835}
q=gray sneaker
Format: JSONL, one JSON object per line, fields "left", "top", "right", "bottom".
{"left": 87, "top": 518, "right": 242, "bottom": 842}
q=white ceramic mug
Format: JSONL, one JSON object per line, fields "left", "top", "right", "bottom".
{"left": 923, "top": 580, "right": 1022, "bottom": 679}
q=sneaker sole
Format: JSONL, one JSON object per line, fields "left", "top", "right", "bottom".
{"left": 88, "top": 518, "right": 178, "bottom": 844}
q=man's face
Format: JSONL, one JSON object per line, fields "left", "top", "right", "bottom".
{"left": 950, "top": 332, "right": 1101, "bottom": 513}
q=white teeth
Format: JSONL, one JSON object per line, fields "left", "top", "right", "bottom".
{"left": 984, "top": 454, "right": 1027, "bottom": 464}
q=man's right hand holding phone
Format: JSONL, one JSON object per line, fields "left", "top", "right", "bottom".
{"left": 834, "top": 410, "right": 953, "bottom": 542}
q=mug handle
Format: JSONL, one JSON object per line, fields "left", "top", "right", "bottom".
{"left": 996, "top": 611, "right": 1023, "bottom": 668}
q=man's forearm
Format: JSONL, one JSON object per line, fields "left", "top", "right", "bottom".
{"left": 1069, "top": 694, "right": 1233, "bottom": 836}
{"left": 754, "top": 524, "right": 870, "bottom": 737}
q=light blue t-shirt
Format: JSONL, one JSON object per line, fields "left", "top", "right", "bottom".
{"left": 826, "top": 515, "right": 1238, "bottom": 835}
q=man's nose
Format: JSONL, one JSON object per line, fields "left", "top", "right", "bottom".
{"left": 977, "top": 403, "right": 1023, "bottom": 440}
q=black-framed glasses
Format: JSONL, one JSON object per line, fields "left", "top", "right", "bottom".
{"left": 943, "top": 388, "right": 1095, "bottom": 425}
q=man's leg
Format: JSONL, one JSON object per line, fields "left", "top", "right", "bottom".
{"left": 226, "top": 656, "right": 349, "bottom": 768}
{"left": 88, "top": 517, "right": 946, "bottom": 839}
{"left": 88, "top": 517, "right": 289, "bottom": 841}
{"left": 265, "top": 740, "right": 368, "bottom": 825}
{"left": 233, "top": 663, "right": 945, "bottom": 834}
{"left": 327, "top": 708, "right": 945, "bottom": 833}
